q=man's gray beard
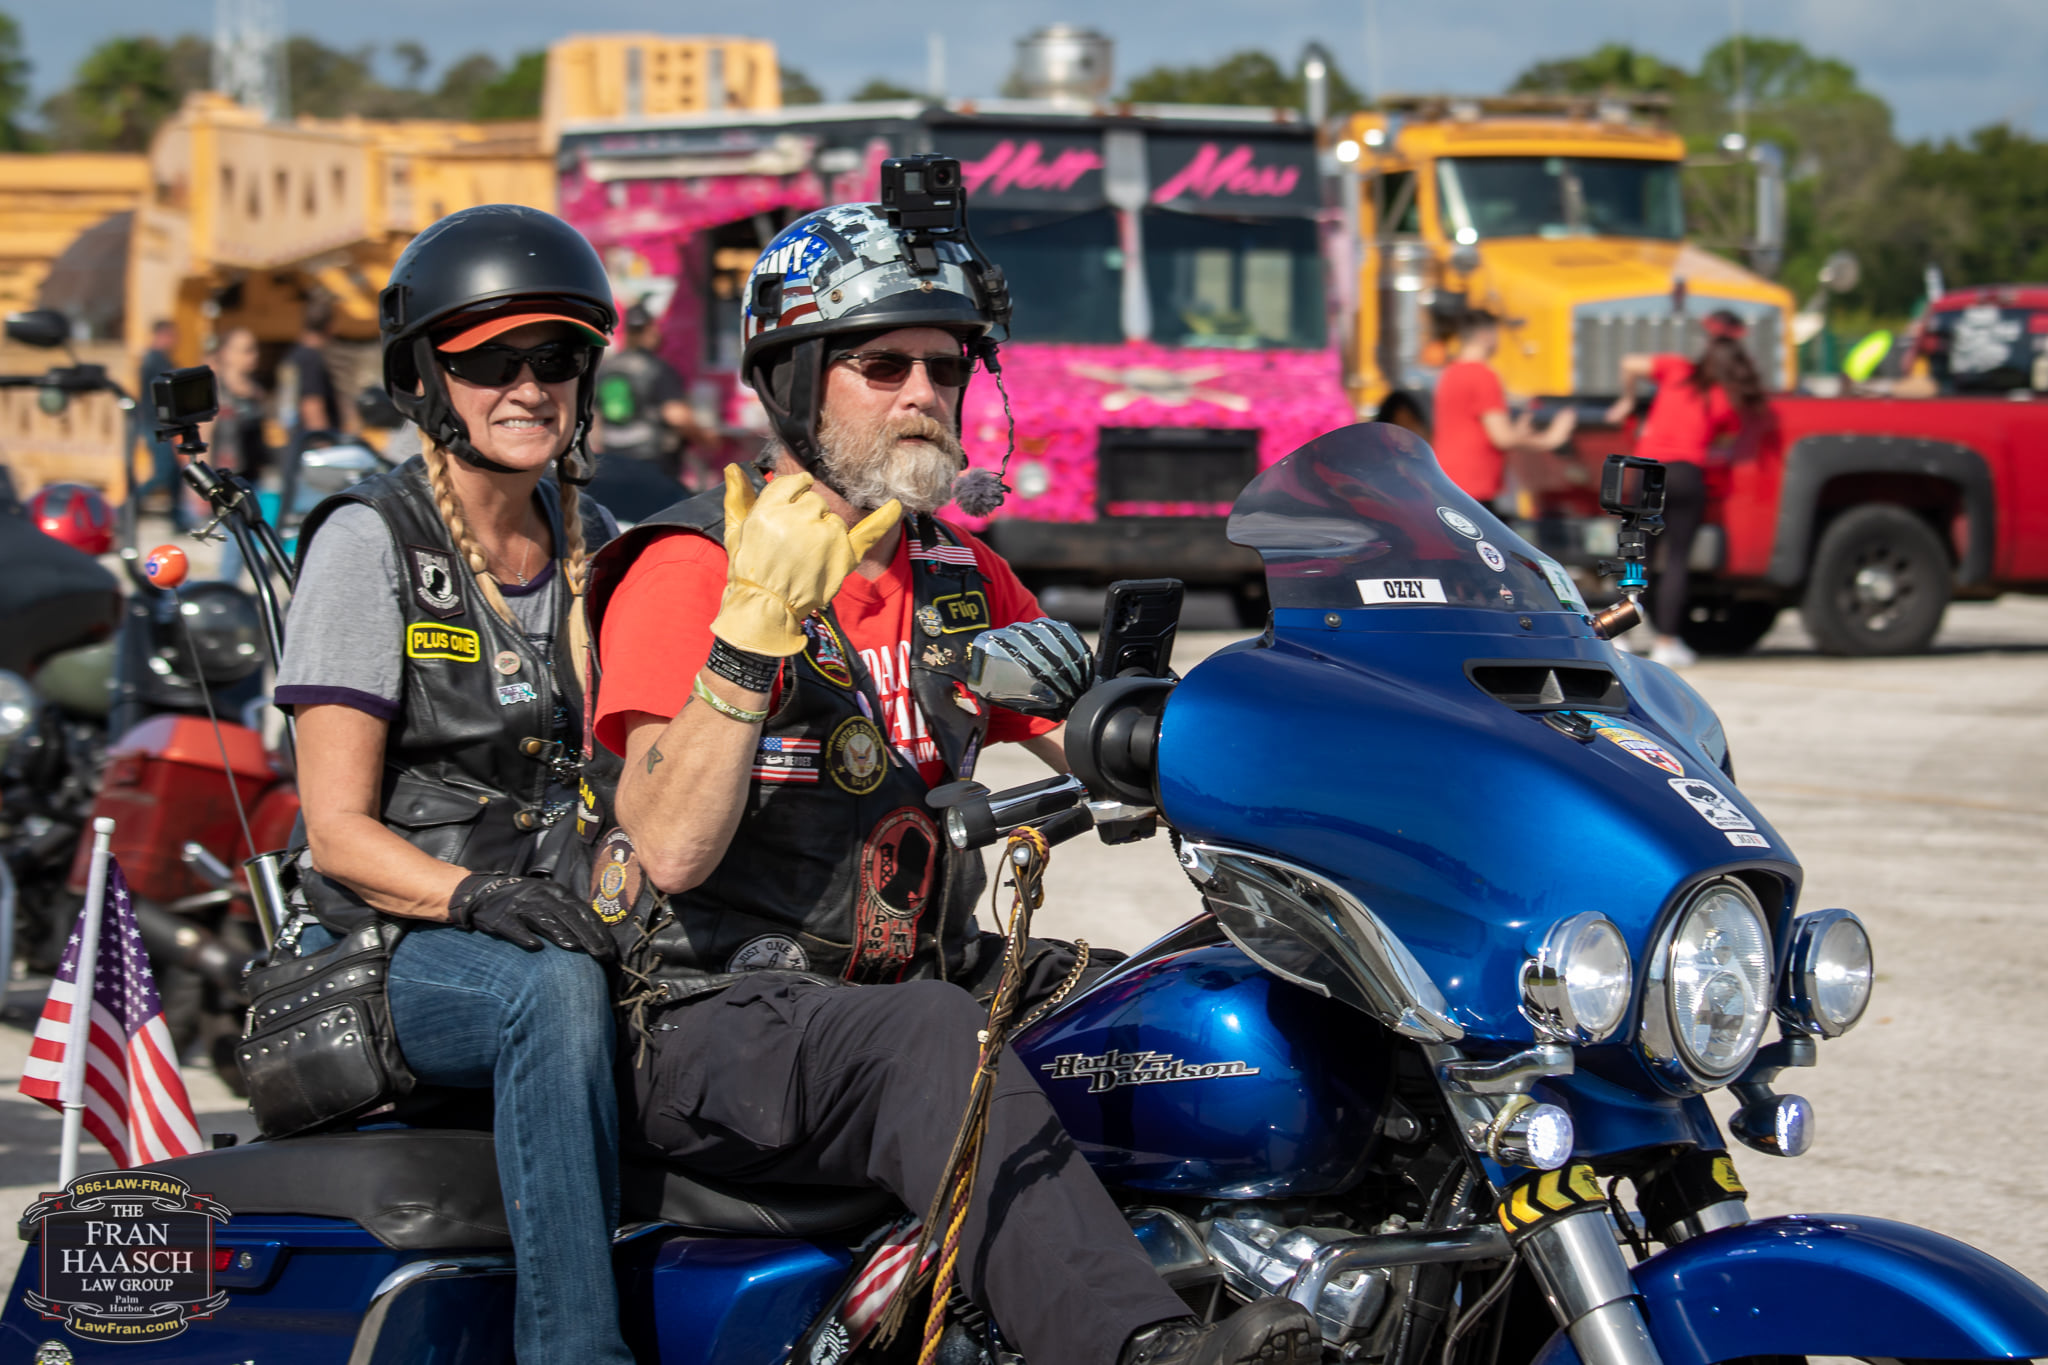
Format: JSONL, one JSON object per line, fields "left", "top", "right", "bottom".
{"left": 816, "top": 410, "right": 964, "bottom": 514}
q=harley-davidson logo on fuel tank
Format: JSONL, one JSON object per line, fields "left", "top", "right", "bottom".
{"left": 1040, "top": 1049, "right": 1262, "bottom": 1094}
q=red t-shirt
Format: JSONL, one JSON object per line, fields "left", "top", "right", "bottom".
{"left": 1635, "top": 354, "right": 1739, "bottom": 465}
{"left": 595, "top": 521, "right": 1056, "bottom": 787}
{"left": 1431, "top": 360, "right": 1510, "bottom": 500}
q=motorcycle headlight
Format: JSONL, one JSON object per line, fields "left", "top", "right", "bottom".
{"left": 1779, "top": 908, "right": 1873, "bottom": 1038}
{"left": 1642, "top": 879, "right": 1772, "bottom": 1086}
{"left": 1521, "top": 913, "right": 1632, "bottom": 1042}
{"left": 0, "top": 669, "right": 38, "bottom": 753}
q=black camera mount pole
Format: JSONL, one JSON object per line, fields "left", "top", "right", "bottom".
{"left": 1592, "top": 453, "right": 1668, "bottom": 640}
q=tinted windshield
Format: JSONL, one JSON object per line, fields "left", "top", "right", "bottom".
{"left": 1146, "top": 212, "right": 1326, "bottom": 349}
{"left": 975, "top": 208, "right": 1124, "bottom": 344}
{"left": 1438, "top": 157, "right": 1683, "bottom": 241}
{"left": 1227, "top": 423, "right": 1588, "bottom": 614}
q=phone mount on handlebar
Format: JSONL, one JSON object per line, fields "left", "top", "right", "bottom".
{"left": 1592, "top": 454, "right": 1667, "bottom": 639}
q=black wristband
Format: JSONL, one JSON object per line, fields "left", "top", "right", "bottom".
{"left": 705, "top": 637, "right": 780, "bottom": 693}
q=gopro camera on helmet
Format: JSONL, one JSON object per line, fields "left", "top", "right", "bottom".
{"left": 880, "top": 155, "right": 968, "bottom": 274}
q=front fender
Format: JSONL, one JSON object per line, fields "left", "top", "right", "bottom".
{"left": 1534, "top": 1215, "right": 2048, "bottom": 1365}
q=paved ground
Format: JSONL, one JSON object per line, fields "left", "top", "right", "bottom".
{"left": 0, "top": 594, "right": 2042, "bottom": 1294}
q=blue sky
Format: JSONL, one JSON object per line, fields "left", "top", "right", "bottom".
{"left": 16, "top": 0, "right": 2048, "bottom": 144}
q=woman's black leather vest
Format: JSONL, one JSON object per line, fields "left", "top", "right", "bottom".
{"left": 293, "top": 456, "right": 612, "bottom": 931}
{"left": 582, "top": 481, "right": 997, "bottom": 999}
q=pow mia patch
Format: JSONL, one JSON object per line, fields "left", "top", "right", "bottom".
{"left": 588, "top": 829, "right": 639, "bottom": 924}
{"left": 407, "top": 545, "right": 464, "bottom": 619}
{"left": 728, "top": 934, "right": 811, "bottom": 973}
{"left": 804, "top": 615, "right": 854, "bottom": 689}
{"left": 827, "top": 715, "right": 889, "bottom": 795}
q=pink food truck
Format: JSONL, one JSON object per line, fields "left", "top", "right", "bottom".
{"left": 557, "top": 99, "right": 1357, "bottom": 619}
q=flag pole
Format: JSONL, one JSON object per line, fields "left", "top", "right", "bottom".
{"left": 58, "top": 817, "right": 115, "bottom": 1187}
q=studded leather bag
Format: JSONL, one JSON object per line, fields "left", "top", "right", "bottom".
{"left": 236, "top": 921, "right": 416, "bottom": 1139}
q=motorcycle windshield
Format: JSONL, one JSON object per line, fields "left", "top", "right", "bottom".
{"left": 1226, "top": 423, "right": 1586, "bottom": 615}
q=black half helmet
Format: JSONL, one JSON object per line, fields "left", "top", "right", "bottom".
{"left": 378, "top": 204, "right": 618, "bottom": 472}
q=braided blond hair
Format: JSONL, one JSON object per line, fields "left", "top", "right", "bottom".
{"left": 418, "top": 434, "right": 592, "bottom": 696}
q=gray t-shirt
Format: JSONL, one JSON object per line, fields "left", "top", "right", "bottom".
{"left": 275, "top": 498, "right": 616, "bottom": 720}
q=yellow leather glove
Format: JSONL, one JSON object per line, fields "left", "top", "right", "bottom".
{"left": 710, "top": 465, "right": 902, "bottom": 656}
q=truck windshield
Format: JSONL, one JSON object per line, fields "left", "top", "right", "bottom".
{"left": 973, "top": 208, "right": 1125, "bottom": 345}
{"left": 1438, "top": 157, "right": 1683, "bottom": 241}
{"left": 1145, "top": 212, "right": 1326, "bottom": 349}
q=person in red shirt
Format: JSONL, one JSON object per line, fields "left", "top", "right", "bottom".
{"left": 1428, "top": 311, "right": 1575, "bottom": 505}
{"left": 1607, "top": 311, "right": 1771, "bottom": 665}
{"left": 584, "top": 203, "right": 1314, "bottom": 1365}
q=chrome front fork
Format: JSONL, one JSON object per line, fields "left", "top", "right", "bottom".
{"left": 1516, "top": 1210, "right": 1662, "bottom": 1365}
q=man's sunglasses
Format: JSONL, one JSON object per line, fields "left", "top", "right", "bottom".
{"left": 834, "top": 350, "right": 977, "bottom": 389}
{"left": 436, "top": 341, "right": 595, "bottom": 387}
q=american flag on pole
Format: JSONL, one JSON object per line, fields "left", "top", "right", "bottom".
{"left": 18, "top": 858, "right": 203, "bottom": 1166}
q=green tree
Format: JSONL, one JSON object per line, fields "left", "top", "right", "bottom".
{"left": 1511, "top": 43, "right": 1687, "bottom": 96}
{"left": 469, "top": 51, "right": 544, "bottom": 120}
{"left": 0, "top": 9, "right": 33, "bottom": 149}
{"left": 1120, "top": 48, "right": 1363, "bottom": 115}
{"left": 44, "top": 36, "right": 182, "bottom": 150}
{"left": 430, "top": 53, "right": 501, "bottom": 116}
{"left": 286, "top": 37, "right": 382, "bottom": 117}
{"left": 850, "top": 77, "right": 921, "bottom": 101}
{"left": 781, "top": 67, "right": 823, "bottom": 105}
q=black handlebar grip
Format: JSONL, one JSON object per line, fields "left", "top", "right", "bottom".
{"left": 1029, "top": 806, "right": 1096, "bottom": 848}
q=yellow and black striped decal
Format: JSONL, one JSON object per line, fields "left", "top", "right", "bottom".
{"left": 1497, "top": 1162, "right": 1606, "bottom": 1236}
{"left": 1707, "top": 1152, "right": 1747, "bottom": 1200}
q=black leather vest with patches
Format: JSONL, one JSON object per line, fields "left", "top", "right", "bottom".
{"left": 293, "top": 456, "right": 610, "bottom": 932}
{"left": 582, "top": 480, "right": 996, "bottom": 998}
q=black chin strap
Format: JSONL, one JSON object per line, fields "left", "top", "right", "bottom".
{"left": 394, "top": 334, "right": 599, "bottom": 476}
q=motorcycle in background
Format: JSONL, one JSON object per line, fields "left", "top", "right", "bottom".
{"left": 0, "top": 308, "right": 302, "bottom": 1082}
{"left": 8, "top": 423, "right": 2044, "bottom": 1365}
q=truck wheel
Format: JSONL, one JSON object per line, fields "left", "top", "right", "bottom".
{"left": 1800, "top": 505, "right": 1951, "bottom": 656}
{"left": 1680, "top": 601, "right": 1780, "bottom": 655}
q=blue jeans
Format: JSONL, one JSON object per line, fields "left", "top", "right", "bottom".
{"left": 304, "top": 922, "right": 631, "bottom": 1362}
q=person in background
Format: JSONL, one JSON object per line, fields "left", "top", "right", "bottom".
{"left": 1430, "top": 310, "right": 1576, "bottom": 510}
{"left": 283, "top": 292, "right": 345, "bottom": 438}
{"left": 135, "top": 318, "right": 188, "bottom": 531}
{"left": 593, "top": 301, "right": 701, "bottom": 481}
{"left": 204, "top": 327, "right": 272, "bottom": 484}
{"left": 1607, "top": 310, "right": 1772, "bottom": 667}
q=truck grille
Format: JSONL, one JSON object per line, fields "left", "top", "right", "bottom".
{"left": 1097, "top": 427, "right": 1261, "bottom": 517}
{"left": 1572, "top": 302, "right": 1782, "bottom": 395}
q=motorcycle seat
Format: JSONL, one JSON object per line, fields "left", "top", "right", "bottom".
{"left": 143, "top": 1128, "right": 897, "bottom": 1250}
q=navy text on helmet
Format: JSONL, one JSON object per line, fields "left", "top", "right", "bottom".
{"left": 739, "top": 158, "right": 1012, "bottom": 473}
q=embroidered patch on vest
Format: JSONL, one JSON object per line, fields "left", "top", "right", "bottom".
{"left": 405, "top": 622, "right": 481, "bottom": 662}
{"left": 803, "top": 615, "right": 854, "bottom": 689}
{"left": 496, "top": 682, "right": 537, "bottom": 706}
{"left": 727, "top": 934, "right": 811, "bottom": 973}
{"left": 849, "top": 806, "right": 939, "bottom": 980}
{"left": 407, "top": 544, "right": 464, "bottom": 619}
{"left": 931, "top": 590, "right": 989, "bottom": 634}
{"left": 589, "top": 828, "right": 640, "bottom": 924}
{"left": 826, "top": 716, "right": 888, "bottom": 795}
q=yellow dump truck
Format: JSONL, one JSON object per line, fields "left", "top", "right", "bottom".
{"left": 1338, "top": 95, "right": 1795, "bottom": 415}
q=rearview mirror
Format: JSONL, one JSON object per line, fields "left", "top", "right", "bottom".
{"left": 1818, "top": 250, "right": 1861, "bottom": 295}
{"left": 5, "top": 309, "right": 70, "bottom": 349}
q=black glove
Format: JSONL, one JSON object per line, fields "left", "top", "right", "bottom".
{"left": 967, "top": 618, "right": 1094, "bottom": 719}
{"left": 446, "top": 873, "right": 616, "bottom": 961}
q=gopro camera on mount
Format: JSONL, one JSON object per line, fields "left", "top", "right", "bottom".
{"left": 1592, "top": 454, "right": 1667, "bottom": 638}
{"left": 152, "top": 366, "right": 219, "bottom": 455}
{"left": 879, "top": 153, "right": 1012, "bottom": 342}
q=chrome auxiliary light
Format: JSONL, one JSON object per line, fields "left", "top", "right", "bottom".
{"left": 1521, "top": 912, "right": 1632, "bottom": 1043}
{"left": 1778, "top": 907, "right": 1874, "bottom": 1038}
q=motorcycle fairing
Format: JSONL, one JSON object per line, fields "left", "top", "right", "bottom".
{"left": 1529, "top": 1215, "right": 2048, "bottom": 1365}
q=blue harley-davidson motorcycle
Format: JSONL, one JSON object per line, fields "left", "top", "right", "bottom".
{"left": 8, "top": 423, "right": 2047, "bottom": 1365}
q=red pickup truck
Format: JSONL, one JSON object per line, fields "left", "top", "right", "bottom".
{"left": 1519, "top": 285, "right": 2048, "bottom": 656}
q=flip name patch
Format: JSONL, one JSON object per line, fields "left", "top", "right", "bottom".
{"left": 931, "top": 590, "right": 990, "bottom": 634}
{"left": 1358, "top": 577, "right": 1447, "bottom": 605}
{"left": 406, "top": 623, "right": 481, "bottom": 663}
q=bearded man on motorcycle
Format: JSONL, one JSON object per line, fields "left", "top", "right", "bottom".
{"left": 584, "top": 200, "right": 1317, "bottom": 1365}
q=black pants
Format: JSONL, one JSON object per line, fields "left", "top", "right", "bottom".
{"left": 1652, "top": 460, "right": 1709, "bottom": 637}
{"left": 625, "top": 973, "right": 1188, "bottom": 1365}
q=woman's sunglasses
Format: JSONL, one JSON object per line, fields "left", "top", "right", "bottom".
{"left": 436, "top": 341, "right": 595, "bottom": 387}
{"left": 834, "top": 350, "right": 977, "bottom": 389}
